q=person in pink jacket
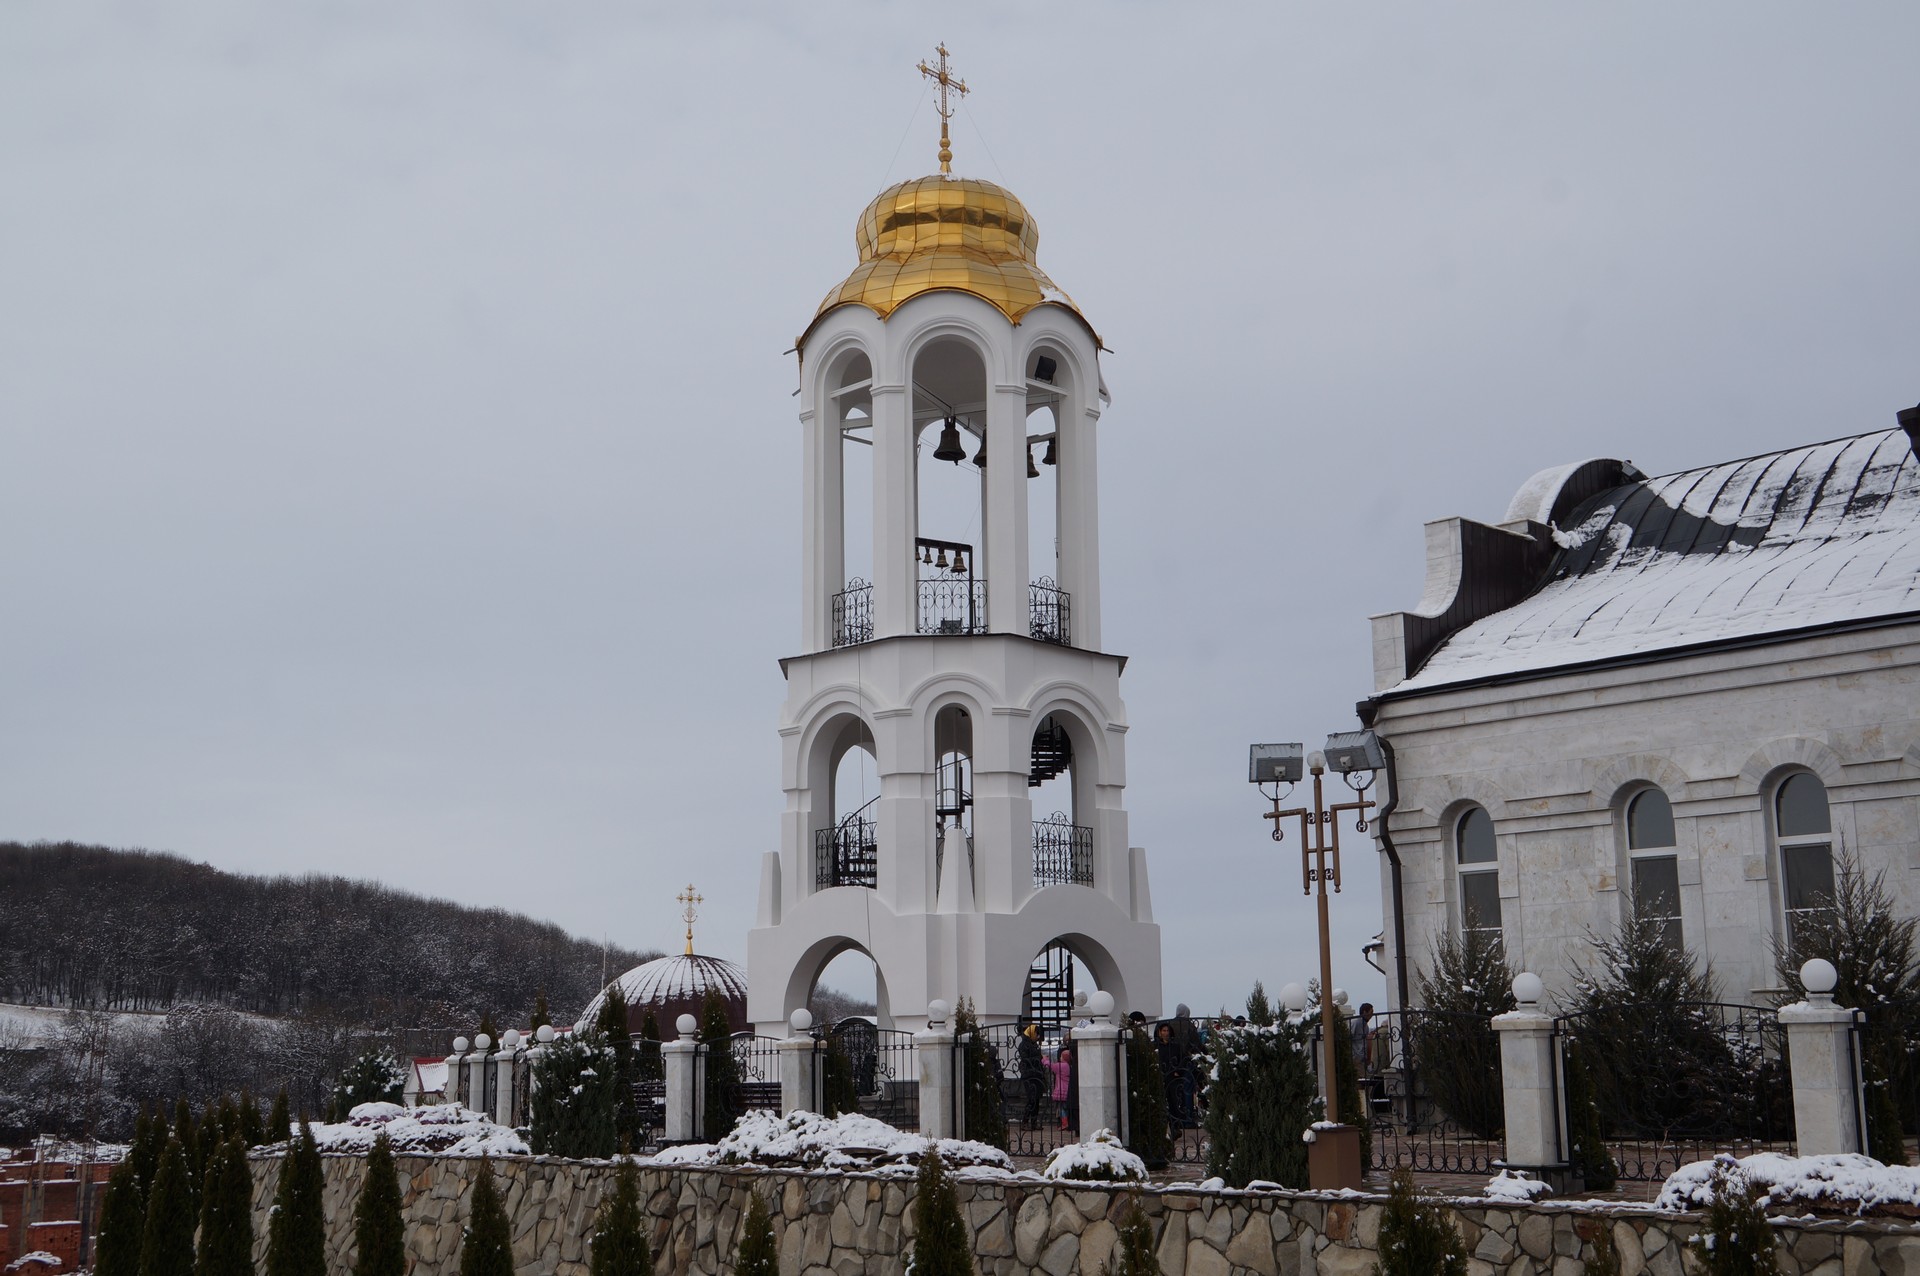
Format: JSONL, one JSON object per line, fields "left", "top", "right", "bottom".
{"left": 1048, "top": 1042, "right": 1072, "bottom": 1129}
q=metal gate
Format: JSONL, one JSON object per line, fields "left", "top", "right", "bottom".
{"left": 827, "top": 1019, "right": 919, "bottom": 1129}
{"left": 1318, "top": 1008, "right": 1505, "bottom": 1177}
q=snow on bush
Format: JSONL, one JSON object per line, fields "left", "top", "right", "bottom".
{"left": 5, "top": 1253, "right": 63, "bottom": 1273}
{"left": 1656, "top": 1152, "right": 1920, "bottom": 1219}
{"left": 644, "top": 1110, "right": 1010, "bottom": 1171}
{"left": 1484, "top": 1169, "right": 1552, "bottom": 1202}
{"left": 305, "top": 1102, "right": 529, "bottom": 1157}
{"left": 1040, "top": 1129, "right": 1148, "bottom": 1183}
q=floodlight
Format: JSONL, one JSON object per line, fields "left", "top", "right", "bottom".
{"left": 1249, "top": 742, "right": 1304, "bottom": 785}
{"left": 1323, "top": 730, "right": 1385, "bottom": 775}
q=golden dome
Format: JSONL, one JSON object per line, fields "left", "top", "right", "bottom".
{"left": 805, "top": 175, "right": 1094, "bottom": 343}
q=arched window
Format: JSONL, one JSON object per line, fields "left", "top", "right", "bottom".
{"left": 1774, "top": 773, "right": 1835, "bottom": 950}
{"left": 1626, "top": 789, "right": 1682, "bottom": 952}
{"left": 1454, "top": 807, "right": 1501, "bottom": 945}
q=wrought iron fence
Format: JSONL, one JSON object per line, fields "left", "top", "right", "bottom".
{"left": 833, "top": 579, "right": 873, "bottom": 647}
{"left": 1554, "top": 1001, "right": 1795, "bottom": 1181}
{"left": 1032, "top": 814, "right": 1093, "bottom": 888}
{"left": 633, "top": 1038, "right": 665, "bottom": 1147}
{"left": 729, "top": 1033, "right": 784, "bottom": 1116}
{"left": 918, "top": 577, "right": 987, "bottom": 634}
{"left": 827, "top": 1019, "right": 919, "bottom": 1129}
{"left": 814, "top": 814, "right": 877, "bottom": 890}
{"left": 1854, "top": 1011, "right": 1920, "bottom": 1158}
{"left": 1029, "top": 579, "right": 1071, "bottom": 646}
{"left": 1308, "top": 1008, "right": 1506, "bottom": 1177}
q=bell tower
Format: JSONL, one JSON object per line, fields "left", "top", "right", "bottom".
{"left": 746, "top": 54, "right": 1161, "bottom": 1033}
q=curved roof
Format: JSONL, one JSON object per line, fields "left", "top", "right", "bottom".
{"left": 577, "top": 952, "right": 748, "bottom": 1030}
{"left": 1399, "top": 429, "right": 1920, "bottom": 689}
{"left": 802, "top": 175, "right": 1093, "bottom": 348}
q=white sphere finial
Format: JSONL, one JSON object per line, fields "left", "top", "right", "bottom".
{"left": 789, "top": 1008, "right": 814, "bottom": 1034}
{"left": 1279, "top": 982, "right": 1308, "bottom": 1013}
{"left": 1333, "top": 988, "right": 1350, "bottom": 1008}
{"left": 473, "top": 1033, "right": 492, "bottom": 1052}
{"left": 1800, "top": 957, "right": 1838, "bottom": 999}
{"left": 1512, "top": 972, "right": 1545, "bottom": 1006}
{"left": 1087, "top": 990, "right": 1115, "bottom": 1021}
{"left": 1073, "top": 989, "right": 1089, "bottom": 1008}
{"left": 452, "top": 1036, "right": 469, "bottom": 1054}
{"left": 501, "top": 1029, "right": 521, "bottom": 1049}
{"left": 676, "top": 1013, "right": 699, "bottom": 1039}
{"left": 926, "top": 999, "right": 950, "bottom": 1025}
{"left": 535, "top": 1024, "right": 555, "bottom": 1044}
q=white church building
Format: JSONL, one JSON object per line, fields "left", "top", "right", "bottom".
{"left": 743, "top": 98, "right": 1162, "bottom": 1035}
{"left": 1364, "top": 407, "right": 1920, "bottom": 1010}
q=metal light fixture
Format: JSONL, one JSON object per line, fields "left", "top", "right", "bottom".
{"left": 1033, "top": 355, "right": 1057, "bottom": 384}
{"left": 1248, "top": 743, "right": 1305, "bottom": 786}
{"left": 1323, "top": 730, "right": 1385, "bottom": 777}
{"left": 933, "top": 417, "right": 966, "bottom": 464}
{"left": 1042, "top": 437, "right": 1057, "bottom": 466}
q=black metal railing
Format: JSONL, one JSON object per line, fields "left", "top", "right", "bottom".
{"left": 1029, "top": 578, "right": 1071, "bottom": 646}
{"left": 918, "top": 576, "right": 987, "bottom": 634}
{"left": 825, "top": 1019, "right": 920, "bottom": 1129}
{"left": 833, "top": 579, "right": 873, "bottom": 647}
{"left": 1032, "top": 813, "right": 1093, "bottom": 887}
{"left": 814, "top": 806, "right": 878, "bottom": 890}
{"left": 729, "top": 1033, "right": 784, "bottom": 1116}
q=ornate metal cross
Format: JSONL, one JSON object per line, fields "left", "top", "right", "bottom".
{"left": 917, "top": 43, "right": 969, "bottom": 174}
{"left": 677, "top": 883, "right": 703, "bottom": 955}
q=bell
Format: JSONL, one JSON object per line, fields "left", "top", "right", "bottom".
{"left": 935, "top": 547, "right": 949, "bottom": 569}
{"left": 1027, "top": 448, "right": 1039, "bottom": 479}
{"left": 920, "top": 544, "right": 932, "bottom": 564}
{"left": 972, "top": 434, "right": 988, "bottom": 468}
{"left": 932, "top": 417, "right": 966, "bottom": 464}
{"left": 1042, "top": 438, "right": 1057, "bottom": 466}
{"left": 951, "top": 551, "right": 967, "bottom": 574}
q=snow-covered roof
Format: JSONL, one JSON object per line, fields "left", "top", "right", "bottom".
{"left": 1396, "top": 429, "right": 1920, "bottom": 690}
{"left": 577, "top": 952, "right": 749, "bottom": 1030}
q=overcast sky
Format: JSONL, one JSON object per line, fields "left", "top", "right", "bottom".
{"left": 4, "top": 4, "right": 1917, "bottom": 1020}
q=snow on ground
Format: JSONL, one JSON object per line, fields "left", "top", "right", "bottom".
{"left": 1656, "top": 1152, "right": 1920, "bottom": 1218}
{"left": 1040, "top": 1129, "right": 1148, "bottom": 1183}
{"left": 1484, "top": 1170, "right": 1553, "bottom": 1202}
{"left": 302, "top": 1103, "right": 528, "bottom": 1157}
{"left": 643, "top": 1110, "right": 1011, "bottom": 1172}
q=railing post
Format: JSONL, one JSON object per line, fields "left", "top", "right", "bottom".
{"left": 490, "top": 1031, "right": 522, "bottom": 1128}
{"left": 1777, "top": 958, "right": 1866, "bottom": 1156}
{"left": 917, "top": 1000, "right": 957, "bottom": 1140}
{"left": 1492, "top": 973, "right": 1568, "bottom": 1185}
{"left": 780, "top": 1010, "right": 822, "bottom": 1115}
{"left": 1074, "top": 992, "right": 1125, "bottom": 1140}
{"left": 662, "top": 1013, "right": 704, "bottom": 1143}
{"left": 463, "top": 1035, "right": 490, "bottom": 1113}
{"left": 522, "top": 1024, "right": 554, "bottom": 1126}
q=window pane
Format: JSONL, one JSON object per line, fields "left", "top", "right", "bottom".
{"left": 1627, "top": 789, "right": 1675, "bottom": 849}
{"left": 1783, "top": 843, "right": 1835, "bottom": 913}
{"left": 1777, "top": 774, "right": 1830, "bottom": 838}
{"left": 1457, "top": 807, "right": 1496, "bottom": 865}
{"left": 1631, "top": 855, "right": 1681, "bottom": 926}
{"left": 1460, "top": 870, "right": 1502, "bottom": 935}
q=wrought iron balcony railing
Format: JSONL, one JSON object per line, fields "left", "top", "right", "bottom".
{"left": 917, "top": 577, "right": 987, "bottom": 635}
{"left": 814, "top": 816, "right": 877, "bottom": 890}
{"left": 1029, "top": 578, "right": 1070, "bottom": 646}
{"left": 1032, "top": 812, "right": 1093, "bottom": 888}
{"left": 832, "top": 580, "right": 874, "bottom": 648}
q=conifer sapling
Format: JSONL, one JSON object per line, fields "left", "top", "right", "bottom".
{"left": 353, "top": 1132, "right": 407, "bottom": 1276}
{"left": 139, "top": 1136, "right": 198, "bottom": 1276}
{"left": 907, "top": 1147, "right": 971, "bottom": 1276}
{"left": 733, "top": 1190, "right": 778, "bottom": 1276}
{"left": 588, "top": 1160, "right": 652, "bottom": 1276}
{"left": 458, "top": 1155, "right": 515, "bottom": 1276}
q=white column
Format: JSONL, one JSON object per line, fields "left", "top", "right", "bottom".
{"left": 870, "top": 383, "right": 915, "bottom": 638}
{"left": 935, "top": 824, "right": 976, "bottom": 913}
{"left": 464, "top": 1037, "right": 491, "bottom": 1113}
{"left": 1074, "top": 992, "right": 1126, "bottom": 1141}
{"left": 447, "top": 1037, "right": 471, "bottom": 1114}
{"left": 984, "top": 380, "right": 1030, "bottom": 636}
{"left": 1056, "top": 402, "right": 1102, "bottom": 650}
{"left": 800, "top": 405, "right": 837, "bottom": 652}
{"left": 779, "top": 1011, "right": 822, "bottom": 1115}
{"left": 917, "top": 1001, "right": 957, "bottom": 1140}
{"left": 662, "top": 1014, "right": 704, "bottom": 1143}
{"left": 490, "top": 1032, "right": 521, "bottom": 1127}
{"left": 1777, "top": 959, "right": 1865, "bottom": 1156}
{"left": 523, "top": 1026, "right": 555, "bottom": 1119}
{"left": 1492, "top": 974, "right": 1564, "bottom": 1173}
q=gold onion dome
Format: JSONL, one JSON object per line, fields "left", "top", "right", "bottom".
{"left": 807, "top": 175, "right": 1096, "bottom": 343}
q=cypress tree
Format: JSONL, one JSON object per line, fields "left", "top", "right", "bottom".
{"left": 476, "top": 1011, "right": 500, "bottom": 1044}
{"left": 699, "top": 989, "right": 740, "bottom": 1142}
{"left": 733, "top": 1191, "right": 777, "bottom": 1276}
{"left": 530, "top": 990, "right": 552, "bottom": 1033}
{"left": 196, "top": 1103, "right": 221, "bottom": 1202}
{"left": 1123, "top": 1021, "right": 1172, "bottom": 1167}
{"left": 1686, "top": 1160, "right": 1782, "bottom": 1276}
{"left": 951, "top": 1000, "right": 1006, "bottom": 1152}
{"left": 139, "top": 1137, "right": 197, "bottom": 1276}
{"left": 128, "top": 1107, "right": 161, "bottom": 1203}
{"left": 458, "top": 1157, "right": 515, "bottom": 1276}
{"left": 1563, "top": 1041, "right": 1618, "bottom": 1191}
{"left": 820, "top": 1033, "right": 859, "bottom": 1118}
{"left": 240, "top": 1092, "right": 266, "bottom": 1147}
{"left": 196, "top": 1138, "right": 254, "bottom": 1276}
{"left": 173, "top": 1097, "right": 201, "bottom": 1218}
{"left": 266, "top": 1118, "right": 326, "bottom": 1276}
{"left": 352, "top": 1133, "right": 406, "bottom": 1276}
{"left": 1329, "top": 1011, "right": 1372, "bottom": 1171}
{"left": 93, "top": 1159, "right": 146, "bottom": 1276}
{"left": 1204, "top": 986, "right": 1319, "bottom": 1188}
{"left": 594, "top": 983, "right": 641, "bottom": 1150}
{"left": 1373, "top": 1167, "right": 1468, "bottom": 1276}
{"left": 268, "top": 1090, "right": 291, "bottom": 1145}
{"left": 1112, "top": 1193, "right": 1159, "bottom": 1276}
{"left": 588, "top": 1160, "right": 652, "bottom": 1276}
{"left": 528, "top": 1030, "right": 618, "bottom": 1159}
{"left": 907, "top": 1148, "right": 971, "bottom": 1276}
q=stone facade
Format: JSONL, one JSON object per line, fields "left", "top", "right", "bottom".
{"left": 246, "top": 1153, "right": 1920, "bottom": 1276}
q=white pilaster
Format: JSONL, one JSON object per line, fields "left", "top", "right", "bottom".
{"left": 779, "top": 1011, "right": 822, "bottom": 1115}
{"left": 917, "top": 1002, "right": 957, "bottom": 1139}
{"left": 984, "top": 381, "right": 1030, "bottom": 636}
{"left": 1056, "top": 403, "right": 1102, "bottom": 650}
{"left": 870, "top": 384, "right": 915, "bottom": 638}
{"left": 1073, "top": 993, "right": 1126, "bottom": 1141}
{"left": 662, "top": 1015, "right": 703, "bottom": 1143}
{"left": 1492, "top": 974, "right": 1564, "bottom": 1173}
{"left": 1777, "top": 960, "right": 1865, "bottom": 1156}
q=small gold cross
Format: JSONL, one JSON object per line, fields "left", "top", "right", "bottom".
{"left": 916, "top": 43, "right": 970, "bottom": 175}
{"left": 677, "top": 883, "right": 704, "bottom": 955}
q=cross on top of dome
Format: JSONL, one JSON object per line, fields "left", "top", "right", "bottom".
{"left": 916, "top": 43, "right": 969, "bottom": 175}
{"left": 676, "top": 883, "right": 703, "bottom": 955}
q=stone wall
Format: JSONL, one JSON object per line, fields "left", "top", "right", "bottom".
{"left": 247, "top": 1154, "right": 1920, "bottom": 1276}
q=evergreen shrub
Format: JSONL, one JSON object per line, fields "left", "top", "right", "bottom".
{"left": 196, "top": 1137, "right": 254, "bottom": 1276}
{"left": 1685, "top": 1159, "right": 1781, "bottom": 1276}
{"left": 952, "top": 1000, "right": 1006, "bottom": 1152}
{"left": 820, "top": 1031, "right": 859, "bottom": 1118}
{"left": 594, "top": 983, "right": 642, "bottom": 1150}
{"left": 139, "top": 1137, "right": 197, "bottom": 1276}
{"left": 352, "top": 1132, "right": 407, "bottom": 1276}
{"left": 1582, "top": 1216, "right": 1621, "bottom": 1276}
{"left": 1111, "top": 1192, "right": 1159, "bottom": 1276}
{"left": 1203, "top": 983, "right": 1318, "bottom": 1189}
{"left": 588, "top": 1160, "right": 652, "bottom": 1276}
{"left": 734, "top": 1191, "right": 778, "bottom": 1276}
{"left": 529, "top": 1029, "right": 619, "bottom": 1158}
{"left": 699, "top": 990, "right": 740, "bottom": 1143}
{"left": 1562, "top": 1040, "right": 1617, "bottom": 1191}
{"left": 907, "top": 1147, "right": 971, "bottom": 1276}
{"left": 1371, "top": 1166, "right": 1467, "bottom": 1276}
{"left": 458, "top": 1156, "right": 515, "bottom": 1276}
{"left": 328, "top": 1052, "right": 407, "bottom": 1121}
{"left": 1414, "top": 929, "right": 1513, "bottom": 1138}
{"left": 266, "top": 1118, "right": 327, "bottom": 1276}
{"left": 92, "top": 1160, "right": 145, "bottom": 1276}
{"left": 1123, "top": 1020, "right": 1171, "bottom": 1167}
{"left": 637, "top": 1011, "right": 664, "bottom": 1083}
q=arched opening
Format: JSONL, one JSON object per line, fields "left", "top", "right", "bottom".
{"left": 1029, "top": 710, "right": 1093, "bottom": 888}
{"left": 933, "top": 703, "right": 974, "bottom": 885}
{"left": 1021, "top": 940, "right": 1095, "bottom": 1030}
{"left": 912, "top": 337, "right": 988, "bottom": 634}
{"left": 831, "top": 352, "right": 874, "bottom": 646}
{"left": 1025, "top": 346, "right": 1069, "bottom": 645}
{"left": 1772, "top": 771, "right": 1834, "bottom": 952}
{"left": 1453, "top": 805, "right": 1502, "bottom": 947}
{"left": 810, "top": 947, "right": 882, "bottom": 1027}
{"left": 1624, "top": 787, "right": 1682, "bottom": 951}
{"left": 816, "top": 716, "right": 878, "bottom": 891}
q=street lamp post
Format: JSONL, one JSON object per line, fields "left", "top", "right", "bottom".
{"left": 1250, "top": 730, "right": 1383, "bottom": 1190}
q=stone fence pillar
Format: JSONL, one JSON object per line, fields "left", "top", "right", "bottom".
{"left": 780, "top": 1010, "right": 822, "bottom": 1115}
{"left": 1777, "top": 958, "right": 1865, "bottom": 1156}
{"left": 463, "top": 1036, "right": 491, "bottom": 1113}
{"left": 1492, "top": 973, "right": 1566, "bottom": 1183}
{"left": 662, "top": 1013, "right": 703, "bottom": 1143}
{"left": 917, "top": 1000, "right": 957, "bottom": 1140}
{"left": 1075, "top": 992, "right": 1126, "bottom": 1141}
{"left": 490, "top": 1031, "right": 523, "bottom": 1128}
{"left": 522, "top": 1024, "right": 555, "bottom": 1121}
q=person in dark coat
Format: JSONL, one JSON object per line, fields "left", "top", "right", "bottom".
{"left": 1016, "top": 1024, "right": 1047, "bottom": 1129}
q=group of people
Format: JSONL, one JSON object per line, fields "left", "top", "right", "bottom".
{"left": 1013, "top": 1021, "right": 1078, "bottom": 1131}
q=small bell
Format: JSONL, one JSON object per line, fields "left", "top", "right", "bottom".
{"left": 920, "top": 544, "right": 932, "bottom": 565}
{"left": 1027, "top": 448, "right": 1040, "bottom": 479}
{"left": 933, "top": 417, "right": 966, "bottom": 464}
{"left": 935, "top": 547, "right": 949, "bottom": 570}
{"left": 951, "top": 550, "right": 968, "bottom": 574}
{"left": 972, "top": 436, "right": 987, "bottom": 468}
{"left": 1042, "top": 437, "right": 1057, "bottom": 466}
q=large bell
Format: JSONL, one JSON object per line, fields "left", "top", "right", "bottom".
{"left": 933, "top": 417, "right": 966, "bottom": 464}
{"left": 972, "top": 435, "right": 988, "bottom": 469}
{"left": 1027, "top": 447, "right": 1040, "bottom": 479}
{"left": 1042, "top": 437, "right": 1057, "bottom": 466}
